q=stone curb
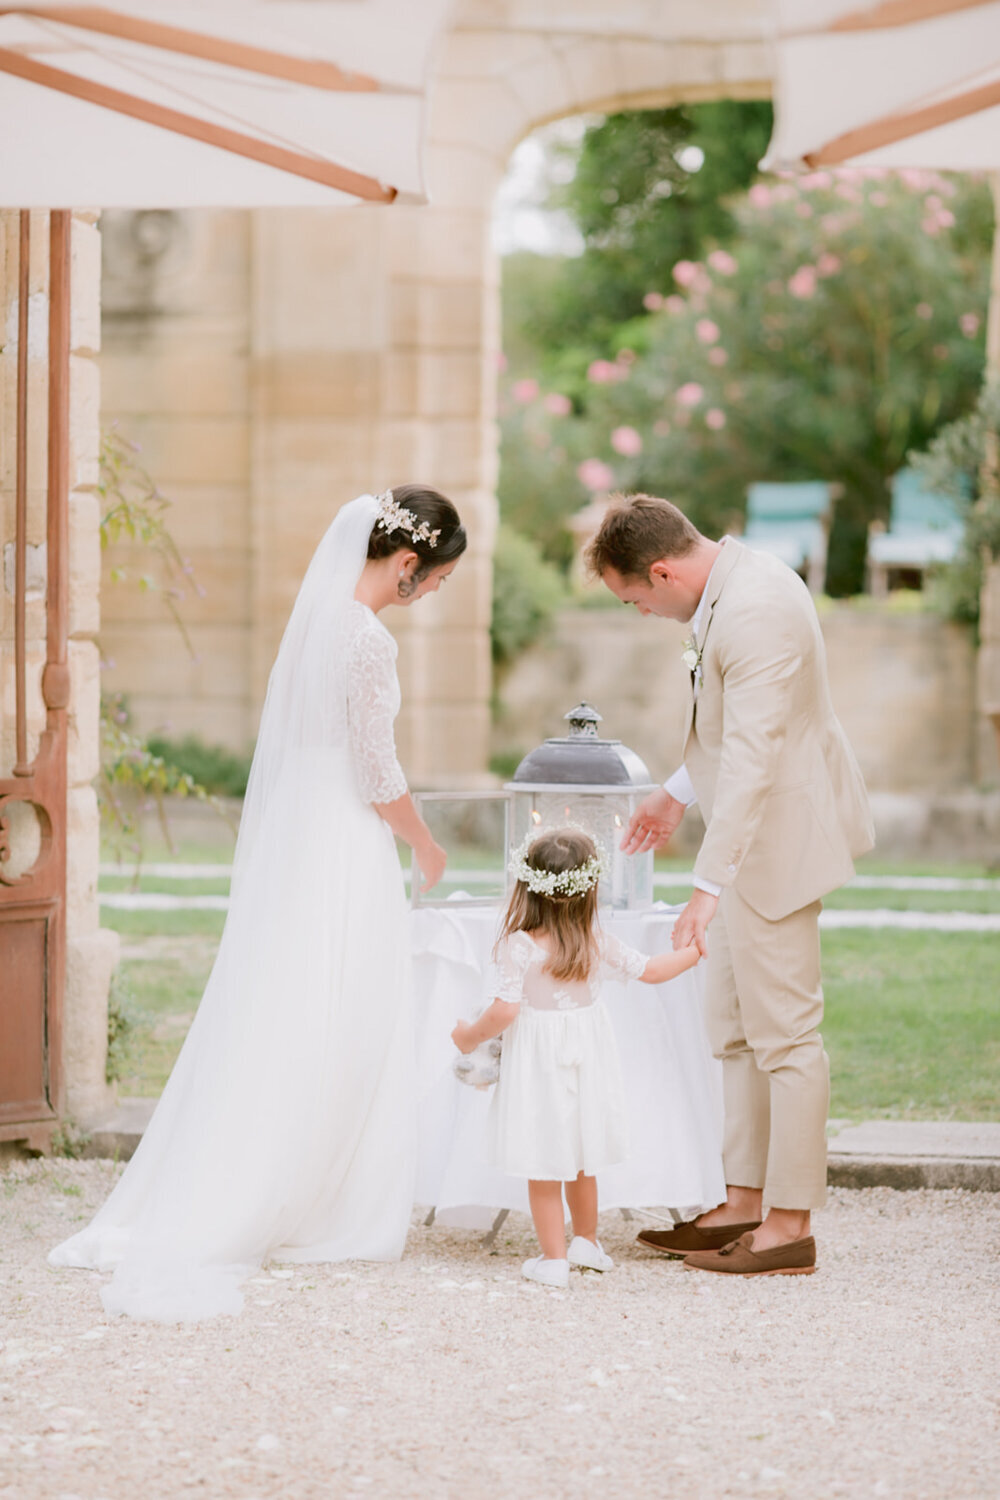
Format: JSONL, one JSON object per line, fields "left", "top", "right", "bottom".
{"left": 827, "top": 1154, "right": 1000, "bottom": 1193}
{"left": 77, "top": 1101, "right": 1000, "bottom": 1193}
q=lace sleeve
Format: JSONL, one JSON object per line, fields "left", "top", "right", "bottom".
{"left": 346, "top": 621, "right": 408, "bottom": 804}
{"left": 487, "top": 933, "right": 533, "bottom": 1006}
{"left": 601, "top": 932, "right": 649, "bottom": 984}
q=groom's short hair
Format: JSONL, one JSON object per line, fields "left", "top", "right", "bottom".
{"left": 586, "top": 494, "right": 700, "bottom": 581}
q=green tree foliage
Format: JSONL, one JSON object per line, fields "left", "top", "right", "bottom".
{"left": 509, "top": 103, "right": 773, "bottom": 368}
{"left": 501, "top": 166, "right": 991, "bottom": 593}
{"left": 491, "top": 525, "right": 568, "bottom": 666}
{"left": 911, "top": 380, "right": 1000, "bottom": 625}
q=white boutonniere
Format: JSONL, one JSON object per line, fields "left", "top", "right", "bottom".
{"left": 681, "top": 637, "right": 702, "bottom": 673}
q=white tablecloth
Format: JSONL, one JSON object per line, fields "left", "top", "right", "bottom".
{"left": 412, "top": 903, "right": 725, "bottom": 1225}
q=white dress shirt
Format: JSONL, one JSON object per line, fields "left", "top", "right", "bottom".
{"left": 663, "top": 542, "right": 728, "bottom": 900}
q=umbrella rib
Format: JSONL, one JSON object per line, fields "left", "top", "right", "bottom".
{"left": 0, "top": 45, "right": 397, "bottom": 200}
{"left": 805, "top": 74, "right": 1000, "bottom": 164}
{"left": 29, "top": 15, "right": 363, "bottom": 166}
{"left": 827, "top": 0, "right": 993, "bottom": 31}
{"left": 0, "top": 5, "right": 414, "bottom": 93}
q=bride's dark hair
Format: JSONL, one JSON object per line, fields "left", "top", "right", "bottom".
{"left": 367, "top": 484, "right": 467, "bottom": 585}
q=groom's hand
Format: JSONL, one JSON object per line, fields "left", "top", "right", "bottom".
{"left": 621, "top": 788, "right": 685, "bottom": 855}
{"left": 672, "top": 888, "right": 718, "bottom": 959}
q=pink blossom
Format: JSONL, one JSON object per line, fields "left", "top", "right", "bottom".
{"left": 800, "top": 171, "right": 832, "bottom": 191}
{"left": 772, "top": 183, "right": 796, "bottom": 204}
{"left": 916, "top": 303, "right": 933, "bottom": 321}
{"left": 708, "top": 249, "right": 738, "bottom": 276}
{"left": 925, "top": 194, "right": 943, "bottom": 212}
{"left": 512, "top": 378, "right": 538, "bottom": 403}
{"left": 795, "top": 203, "right": 814, "bottom": 219}
{"left": 788, "top": 265, "right": 818, "bottom": 300}
{"left": 921, "top": 217, "right": 940, "bottom": 237}
{"left": 665, "top": 295, "right": 687, "bottom": 315}
{"left": 748, "top": 183, "right": 772, "bottom": 208}
{"left": 672, "top": 259, "right": 702, "bottom": 288}
{"left": 696, "top": 318, "right": 721, "bottom": 345}
{"left": 869, "top": 191, "right": 888, "bottom": 207}
{"left": 676, "top": 382, "right": 704, "bottom": 408}
{"left": 835, "top": 183, "right": 861, "bottom": 203}
{"left": 543, "top": 392, "right": 571, "bottom": 416}
{"left": 611, "top": 425, "right": 643, "bottom": 456}
{"left": 705, "top": 408, "right": 727, "bottom": 431}
{"left": 937, "top": 209, "right": 956, "bottom": 229}
{"left": 960, "top": 313, "right": 980, "bottom": 337}
{"left": 816, "top": 253, "right": 841, "bottom": 277}
{"left": 587, "top": 360, "right": 619, "bottom": 385}
{"left": 577, "top": 458, "right": 615, "bottom": 492}
{"left": 643, "top": 291, "right": 665, "bottom": 311}
{"left": 708, "top": 347, "right": 729, "bottom": 366}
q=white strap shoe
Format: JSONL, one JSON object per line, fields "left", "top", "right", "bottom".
{"left": 567, "top": 1236, "right": 614, "bottom": 1272}
{"left": 521, "top": 1256, "right": 570, "bottom": 1288}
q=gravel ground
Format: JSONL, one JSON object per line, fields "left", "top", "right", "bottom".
{"left": 1, "top": 1162, "right": 998, "bottom": 1500}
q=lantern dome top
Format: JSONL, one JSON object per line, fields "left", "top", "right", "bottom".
{"left": 506, "top": 703, "right": 656, "bottom": 791}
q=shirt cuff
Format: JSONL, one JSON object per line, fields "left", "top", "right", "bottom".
{"left": 663, "top": 765, "right": 697, "bottom": 807}
{"left": 693, "top": 876, "right": 723, "bottom": 899}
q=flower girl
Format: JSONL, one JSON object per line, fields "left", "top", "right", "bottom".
{"left": 451, "top": 827, "right": 701, "bottom": 1288}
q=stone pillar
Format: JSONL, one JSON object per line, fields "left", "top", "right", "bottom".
{"left": 0, "top": 210, "right": 115, "bottom": 1128}
{"left": 250, "top": 192, "right": 500, "bottom": 786}
{"left": 65, "top": 211, "right": 118, "bottom": 1126}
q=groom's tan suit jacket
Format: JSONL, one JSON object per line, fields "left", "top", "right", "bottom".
{"left": 684, "top": 540, "right": 874, "bottom": 923}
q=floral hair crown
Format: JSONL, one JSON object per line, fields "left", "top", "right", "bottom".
{"left": 508, "top": 826, "right": 608, "bottom": 900}
{"left": 374, "top": 488, "right": 440, "bottom": 549}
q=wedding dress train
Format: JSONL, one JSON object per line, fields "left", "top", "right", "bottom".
{"left": 50, "top": 496, "right": 417, "bottom": 1321}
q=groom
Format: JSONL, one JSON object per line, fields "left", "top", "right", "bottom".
{"left": 587, "top": 494, "right": 874, "bottom": 1276}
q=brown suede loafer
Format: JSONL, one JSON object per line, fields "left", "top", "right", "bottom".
{"left": 636, "top": 1220, "right": 763, "bottom": 1259}
{"left": 682, "top": 1232, "right": 816, "bottom": 1277}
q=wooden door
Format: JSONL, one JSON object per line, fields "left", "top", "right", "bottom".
{"left": 0, "top": 210, "right": 71, "bottom": 1150}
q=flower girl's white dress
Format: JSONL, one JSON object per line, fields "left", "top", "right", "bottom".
{"left": 487, "top": 930, "right": 648, "bottom": 1180}
{"left": 50, "top": 497, "right": 417, "bottom": 1322}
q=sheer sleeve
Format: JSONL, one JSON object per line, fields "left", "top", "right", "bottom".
{"left": 346, "top": 621, "right": 408, "bottom": 804}
{"left": 487, "top": 933, "right": 533, "bottom": 1006}
{"left": 600, "top": 932, "right": 648, "bottom": 984}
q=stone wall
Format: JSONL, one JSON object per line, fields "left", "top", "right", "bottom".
{"left": 494, "top": 602, "right": 997, "bottom": 797}
{"left": 1, "top": 210, "right": 116, "bottom": 1127}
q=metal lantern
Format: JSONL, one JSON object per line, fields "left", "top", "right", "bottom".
{"left": 505, "top": 703, "right": 657, "bottom": 910}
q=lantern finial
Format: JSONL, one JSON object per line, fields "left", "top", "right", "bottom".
{"left": 564, "top": 703, "right": 602, "bottom": 739}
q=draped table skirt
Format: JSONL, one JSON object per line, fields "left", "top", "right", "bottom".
{"left": 412, "top": 903, "right": 726, "bottom": 1228}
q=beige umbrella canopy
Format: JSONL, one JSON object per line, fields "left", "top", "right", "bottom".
{"left": 765, "top": 0, "right": 1000, "bottom": 173}
{"left": 0, "top": 0, "right": 450, "bottom": 206}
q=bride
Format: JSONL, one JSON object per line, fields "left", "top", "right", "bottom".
{"left": 50, "top": 486, "right": 467, "bottom": 1321}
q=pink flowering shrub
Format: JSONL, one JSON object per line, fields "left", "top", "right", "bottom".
{"left": 499, "top": 166, "right": 989, "bottom": 591}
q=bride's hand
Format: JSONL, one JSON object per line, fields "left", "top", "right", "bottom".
{"left": 417, "top": 837, "right": 447, "bottom": 892}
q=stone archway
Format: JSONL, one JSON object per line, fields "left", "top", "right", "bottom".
{"left": 98, "top": 2, "right": 772, "bottom": 788}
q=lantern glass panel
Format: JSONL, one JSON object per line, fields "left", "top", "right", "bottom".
{"left": 409, "top": 792, "right": 510, "bottom": 908}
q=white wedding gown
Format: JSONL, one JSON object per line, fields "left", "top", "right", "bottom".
{"left": 50, "top": 497, "right": 417, "bottom": 1322}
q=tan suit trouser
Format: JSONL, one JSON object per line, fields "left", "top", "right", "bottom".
{"left": 704, "top": 888, "right": 829, "bottom": 1211}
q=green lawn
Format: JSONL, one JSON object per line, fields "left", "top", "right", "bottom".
{"left": 822, "top": 930, "right": 1000, "bottom": 1121}
{"left": 99, "top": 838, "right": 999, "bottom": 1120}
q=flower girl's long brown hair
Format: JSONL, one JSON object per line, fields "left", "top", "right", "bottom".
{"left": 496, "top": 828, "right": 600, "bottom": 984}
